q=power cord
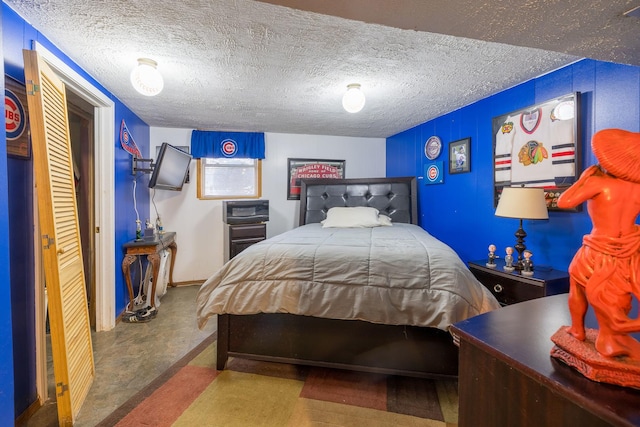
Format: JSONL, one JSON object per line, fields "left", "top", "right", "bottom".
{"left": 151, "top": 188, "right": 168, "bottom": 250}
{"left": 133, "top": 178, "right": 142, "bottom": 239}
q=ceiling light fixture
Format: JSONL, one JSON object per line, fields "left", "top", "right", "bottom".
{"left": 130, "top": 58, "right": 164, "bottom": 96}
{"left": 342, "top": 83, "right": 365, "bottom": 113}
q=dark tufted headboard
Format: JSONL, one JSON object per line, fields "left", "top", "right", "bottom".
{"left": 299, "top": 177, "right": 418, "bottom": 225}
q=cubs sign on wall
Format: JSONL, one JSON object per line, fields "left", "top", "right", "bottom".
{"left": 424, "top": 161, "right": 444, "bottom": 185}
{"left": 287, "top": 158, "right": 345, "bottom": 200}
{"left": 4, "top": 75, "right": 31, "bottom": 158}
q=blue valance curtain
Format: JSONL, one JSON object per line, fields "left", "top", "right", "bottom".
{"left": 190, "top": 130, "right": 265, "bottom": 159}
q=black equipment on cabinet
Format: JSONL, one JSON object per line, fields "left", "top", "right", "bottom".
{"left": 223, "top": 200, "right": 269, "bottom": 224}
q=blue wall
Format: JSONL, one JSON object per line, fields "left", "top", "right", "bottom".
{"left": 2, "top": 2, "right": 150, "bottom": 418}
{"left": 387, "top": 59, "right": 640, "bottom": 272}
{"left": 115, "top": 106, "right": 150, "bottom": 298}
{"left": 0, "top": 4, "right": 16, "bottom": 424}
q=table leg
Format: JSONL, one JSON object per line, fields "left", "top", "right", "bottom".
{"left": 122, "top": 254, "right": 137, "bottom": 311}
{"left": 167, "top": 241, "right": 177, "bottom": 286}
{"left": 147, "top": 252, "right": 160, "bottom": 308}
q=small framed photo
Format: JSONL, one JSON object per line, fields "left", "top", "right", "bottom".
{"left": 449, "top": 137, "right": 471, "bottom": 174}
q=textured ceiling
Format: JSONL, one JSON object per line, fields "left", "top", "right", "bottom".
{"left": 4, "top": 1, "right": 638, "bottom": 138}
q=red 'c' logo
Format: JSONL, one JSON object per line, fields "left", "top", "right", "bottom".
{"left": 221, "top": 139, "right": 237, "bottom": 157}
{"left": 427, "top": 165, "right": 439, "bottom": 180}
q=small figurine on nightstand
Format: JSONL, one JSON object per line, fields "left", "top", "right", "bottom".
{"left": 504, "top": 246, "right": 515, "bottom": 271}
{"left": 521, "top": 249, "right": 534, "bottom": 276}
{"left": 486, "top": 244, "right": 498, "bottom": 268}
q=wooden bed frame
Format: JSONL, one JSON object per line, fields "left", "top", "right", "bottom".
{"left": 216, "top": 176, "right": 459, "bottom": 379}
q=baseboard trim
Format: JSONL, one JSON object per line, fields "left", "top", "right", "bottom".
{"left": 170, "top": 280, "right": 205, "bottom": 287}
{"left": 16, "top": 394, "right": 44, "bottom": 425}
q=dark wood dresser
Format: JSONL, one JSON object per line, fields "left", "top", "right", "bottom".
{"left": 450, "top": 294, "right": 640, "bottom": 427}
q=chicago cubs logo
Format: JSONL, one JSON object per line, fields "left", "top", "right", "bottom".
{"left": 119, "top": 119, "right": 142, "bottom": 157}
{"left": 221, "top": 138, "right": 237, "bottom": 157}
{"left": 426, "top": 164, "right": 440, "bottom": 182}
{"left": 5, "top": 89, "right": 25, "bottom": 140}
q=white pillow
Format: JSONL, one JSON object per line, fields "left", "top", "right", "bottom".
{"left": 378, "top": 214, "right": 393, "bottom": 227}
{"left": 321, "top": 206, "right": 382, "bottom": 228}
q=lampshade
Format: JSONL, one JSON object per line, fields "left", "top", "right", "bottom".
{"left": 130, "top": 58, "right": 164, "bottom": 96}
{"left": 342, "top": 83, "right": 365, "bottom": 113}
{"left": 495, "top": 187, "right": 548, "bottom": 220}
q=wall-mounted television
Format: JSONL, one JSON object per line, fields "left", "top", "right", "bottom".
{"left": 149, "top": 143, "right": 192, "bottom": 191}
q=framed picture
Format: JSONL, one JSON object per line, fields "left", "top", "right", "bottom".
{"left": 492, "top": 92, "right": 581, "bottom": 211}
{"left": 448, "top": 138, "right": 471, "bottom": 174}
{"left": 287, "top": 158, "right": 345, "bottom": 200}
{"left": 424, "top": 161, "right": 444, "bottom": 184}
{"left": 4, "top": 75, "right": 31, "bottom": 159}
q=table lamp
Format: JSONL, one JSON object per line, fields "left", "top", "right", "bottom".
{"left": 495, "top": 187, "right": 549, "bottom": 269}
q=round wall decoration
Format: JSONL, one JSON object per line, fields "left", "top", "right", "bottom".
{"left": 424, "top": 136, "right": 442, "bottom": 160}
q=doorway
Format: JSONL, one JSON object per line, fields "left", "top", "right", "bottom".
{"left": 67, "top": 92, "right": 95, "bottom": 327}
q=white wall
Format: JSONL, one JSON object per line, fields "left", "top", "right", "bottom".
{"left": 149, "top": 127, "right": 386, "bottom": 282}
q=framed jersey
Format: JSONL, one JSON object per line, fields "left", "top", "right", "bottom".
{"left": 492, "top": 92, "right": 582, "bottom": 212}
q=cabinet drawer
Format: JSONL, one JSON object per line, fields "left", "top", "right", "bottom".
{"left": 229, "top": 223, "right": 266, "bottom": 239}
{"left": 231, "top": 237, "right": 265, "bottom": 258}
{"left": 225, "top": 223, "right": 267, "bottom": 261}
{"left": 471, "top": 269, "right": 544, "bottom": 306}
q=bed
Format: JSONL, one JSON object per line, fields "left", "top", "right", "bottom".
{"left": 196, "top": 176, "right": 499, "bottom": 379}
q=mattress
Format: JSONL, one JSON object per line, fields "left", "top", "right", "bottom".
{"left": 196, "top": 223, "right": 500, "bottom": 330}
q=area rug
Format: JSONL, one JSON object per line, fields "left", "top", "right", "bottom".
{"left": 96, "top": 334, "right": 459, "bottom": 426}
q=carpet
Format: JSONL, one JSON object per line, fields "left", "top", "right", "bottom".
{"left": 96, "top": 334, "right": 459, "bottom": 426}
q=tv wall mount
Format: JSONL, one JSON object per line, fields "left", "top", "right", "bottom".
{"left": 132, "top": 157, "right": 154, "bottom": 175}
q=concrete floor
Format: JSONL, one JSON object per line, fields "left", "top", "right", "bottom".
{"left": 21, "top": 284, "right": 215, "bottom": 427}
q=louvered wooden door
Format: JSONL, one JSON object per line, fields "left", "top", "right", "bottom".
{"left": 23, "top": 49, "right": 94, "bottom": 426}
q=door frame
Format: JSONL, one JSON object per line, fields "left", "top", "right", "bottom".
{"left": 33, "top": 42, "right": 115, "bottom": 400}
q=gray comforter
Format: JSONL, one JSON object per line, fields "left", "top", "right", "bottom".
{"left": 196, "top": 223, "right": 500, "bottom": 330}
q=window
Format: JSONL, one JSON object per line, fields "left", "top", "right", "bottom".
{"left": 197, "top": 157, "right": 262, "bottom": 199}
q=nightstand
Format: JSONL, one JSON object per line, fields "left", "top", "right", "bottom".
{"left": 468, "top": 258, "right": 569, "bottom": 306}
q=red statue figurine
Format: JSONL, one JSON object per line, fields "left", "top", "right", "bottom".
{"left": 552, "top": 129, "right": 640, "bottom": 388}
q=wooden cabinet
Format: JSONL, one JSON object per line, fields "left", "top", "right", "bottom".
{"left": 224, "top": 223, "right": 266, "bottom": 261}
{"left": 450, "top": 294, "right": 640, "bottom": 427}
{"left": 468, "top": 259, "right": 569, "bottom": 306}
